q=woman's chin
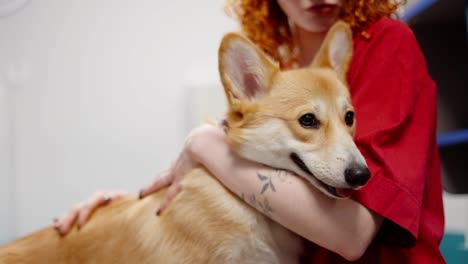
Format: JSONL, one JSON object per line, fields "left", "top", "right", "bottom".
{"left": 295, "top": 14, "right": 340, "bottom": 33}
{"left": 300, "top": 19, "right": 339, "bottom": 33}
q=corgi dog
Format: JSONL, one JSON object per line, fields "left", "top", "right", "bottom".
{"left": 0, "top": 21, "right": 369, "bottom": 263}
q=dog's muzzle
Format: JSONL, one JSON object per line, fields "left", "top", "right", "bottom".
{"left": 290, "top": 152, "right": 356, "bottom": 198}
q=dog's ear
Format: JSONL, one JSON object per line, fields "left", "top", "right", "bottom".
{"left": 218, "top": 33, "right": 279, "bottom": 105}
{"left": 311, "top": 21, "right": 353, "bottom": 81}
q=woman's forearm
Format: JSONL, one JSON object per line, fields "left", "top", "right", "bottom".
{"left": 189, "top": 124, "right": 382, "bottom": 261}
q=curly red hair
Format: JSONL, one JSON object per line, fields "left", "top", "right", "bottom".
{"left": 225, "top": 0, "right": 406, "bottom": 69}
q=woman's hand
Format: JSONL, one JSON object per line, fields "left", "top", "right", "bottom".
{"left": 138, "top": 124, "right": 216, "bottom": 215}
{"left": 54, "top": 190, "right": 132, "bottom": 235}
{"left": 53, "top": 124, "right": 218, "bottom": 234}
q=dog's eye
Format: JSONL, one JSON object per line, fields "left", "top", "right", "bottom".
{"left": 345, "top": 111, "right": 354, "bottom": 126}
{"left": 299, "top": 113, "right": 320, "bottom": 129}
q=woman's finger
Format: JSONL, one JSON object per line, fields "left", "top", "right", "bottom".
{"left": 76, "top": 193, "right": 111, "bottom": 229}
{"left": 111, "top": 191, "right": 133, "bottom": 200}
{"left": 156, "top": 182, "right": 182, "bottom": 216}
{"left": 54, "top": 204, "right": 81, "bottom": 235}
{"left": 77, "top": 191, "right": 132, "bottom": 228}
{"left": 140, "top": 168, "right": 173, "bottom": 199}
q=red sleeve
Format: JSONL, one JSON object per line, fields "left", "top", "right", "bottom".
{"left": 348, "top": 19, "right": 437, "bottom": 247}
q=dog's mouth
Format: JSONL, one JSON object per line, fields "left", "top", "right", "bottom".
{"left": 290, "top": 153, "right": 354, "bottom": 198}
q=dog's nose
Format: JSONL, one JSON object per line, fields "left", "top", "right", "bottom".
{"left": 345, "top": 165, "right": 371, "bottom": 187}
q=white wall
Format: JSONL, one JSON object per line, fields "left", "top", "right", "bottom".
{"left": 0, "top": 81, "right": 13, "bottom": 244}
{"left": 0, "top": 0, "right": 236, "bottom": 239}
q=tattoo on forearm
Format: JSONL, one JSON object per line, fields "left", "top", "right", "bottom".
{"left": 257, "top": 169, "right": 291, "bottom": 194}
{"left": 248, "top": 193, "right": 257, "bottom": 206}
{"left": 257, "top": 196, "right": 274, "bottom": 216}
{"left": 239, "top": 169, "right": 293, "bottom": 218}
{"left": 274, "top": 169, "right": 289, "bottom": 182}
{"left": 240, "top": 192, "right": 274, "bottom": 216}
{"left": 257, "top": 173, "right": 276, "bottom": 194}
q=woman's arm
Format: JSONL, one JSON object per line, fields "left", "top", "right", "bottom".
{"left": 55, "top": 123, "right": 382, "bottom": 260}
{"left": 187, "top": 124, "right": 383, "bottom": 261}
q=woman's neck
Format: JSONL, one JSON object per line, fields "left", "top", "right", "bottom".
{"left": 293, "top": 26, "right": 328, "bottom": 67}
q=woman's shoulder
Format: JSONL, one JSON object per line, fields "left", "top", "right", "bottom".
{"left": 352, "top": 18, "right": 419, "bottom": 55}
{"left": 348, "top": 17, "right": 429, "bottom": 95}
{"left": 365, "top": 18, "right": 416, "bottom": 43}
{"left": 369, "top": 17, "right": 411, "bottom": 31}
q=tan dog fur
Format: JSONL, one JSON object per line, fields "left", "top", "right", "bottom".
{"left": 0, "top": 21, "right": 362, "bottom": 264}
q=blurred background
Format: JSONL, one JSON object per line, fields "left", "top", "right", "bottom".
{"left": 0, "top": 0, "right": 236, "bottom": 243}
{"left": 0, "top": 0, "right": 467, "bottom": 262}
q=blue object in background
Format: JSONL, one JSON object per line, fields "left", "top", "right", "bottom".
{"left": 440, "top": 232, "right": 468, "bottom": 263}
{"left": 401, "top": 0, "right": 438, "bottom": 22}
{"left": 437, "top": 129, "right": 468, "bottom": 147}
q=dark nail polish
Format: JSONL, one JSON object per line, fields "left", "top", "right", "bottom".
{"left": 156, "top": 209, "right": 161, "bottom": 216}
{"left": 103, "top": 197, "right": 111, "bottom": 204}
{"left": 54, "top": 226, "right": 64, "bottom": 236}
{"left": 139, "top": 189, "right": 144, "bottom": 199}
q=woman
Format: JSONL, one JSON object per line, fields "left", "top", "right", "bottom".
{"left": 55, "top": 0, "right": 445, "bottom": 262}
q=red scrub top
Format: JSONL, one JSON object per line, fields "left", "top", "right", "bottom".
{"left": 308, "top": 18, "right": 445, "bottom": 263}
